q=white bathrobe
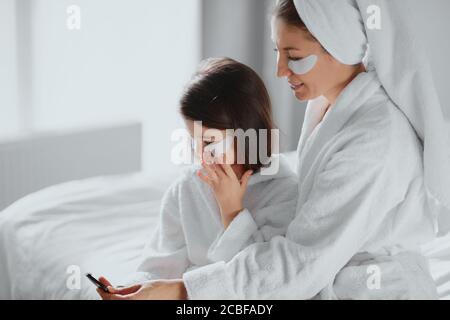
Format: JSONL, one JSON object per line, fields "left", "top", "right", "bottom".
{"left": 124, "top": 155, "right": 298, "bottom": 284}
{"left": 182, "top": 71, "right": 437, "bottom": 299}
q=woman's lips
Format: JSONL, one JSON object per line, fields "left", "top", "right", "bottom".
{"left": 289, "top": 83, "right": 304, "bottom": 91}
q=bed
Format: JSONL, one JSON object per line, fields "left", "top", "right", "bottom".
{"left": 0, "top": 153, "right": 449, "bottom": 300}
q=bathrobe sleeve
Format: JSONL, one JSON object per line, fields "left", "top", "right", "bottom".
{"left": 130, "top": 185, "right": 190, "bottom": 284}
{"left": 183, "top": 129, "right": 402, "bottom": 299}
{"left": 206, "top": 196, "right": 297, "bottom": 263}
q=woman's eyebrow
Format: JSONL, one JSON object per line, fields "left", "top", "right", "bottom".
{"left": 282, "top": 46, "right": 301, "bottom": 51}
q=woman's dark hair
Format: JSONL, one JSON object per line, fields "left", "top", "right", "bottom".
{"left": 273, "top": 0, "right": 318, "bottom": 42}
{"left": 180, "top": 57, "right": 275, "bottom": 172}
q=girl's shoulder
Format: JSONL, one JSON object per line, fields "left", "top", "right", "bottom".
{"left": 162, "top": 165, "right": 205, "bottom": 198}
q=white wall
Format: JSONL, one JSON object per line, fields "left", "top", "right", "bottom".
{"left": 27, "top": 0, "right": 201, "bottom": 175}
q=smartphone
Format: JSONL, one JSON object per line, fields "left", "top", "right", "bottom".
{"left": 86, "top": 273, "right": 110, "bottom": 293}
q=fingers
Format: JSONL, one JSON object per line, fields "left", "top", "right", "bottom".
{"left": 108, "top": 289, "right": 145, "bottom": 300}
{"left": 97, "top": 288, "right": 115, "bottom": 300}
{"left": 98, "top": 276, "right": 117, "bottom": 294}
{"left": 97, "top": 284, "right": 142, "bottom": 300}
{"left": 219, "top": 154, "right": 237, "bottom": 179}
{"left": 201, "top": 161, "right": 219, "bottom": 182}
{"left": 197, "top": 170, "right": 213, "bottom": 187}
{"left": 96, "top": 276, "right": 142, "bottom": 298}
{"left": 240, "top": 170, "right": 253, "bottom": 191}
{"left": 98, "top": 276, "right": 112, "bottom": 287}
{"left": 109, "top": 284, "right": 142, "bottom": 295}
{"left": 219, "top": 164, "right": 236, "bottom": 179}
{"left": 201, "top": 159, "right": 229, "bottom": 182}
{"left": 212, "top": 163, "right": 226, "bottom": 178}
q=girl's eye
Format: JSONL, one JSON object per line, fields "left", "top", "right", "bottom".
{"left": 203, "top": 141, "right": 212, "bottom": 146}
{"left": 288, "top": 56, "right": 302, "bottom": 61}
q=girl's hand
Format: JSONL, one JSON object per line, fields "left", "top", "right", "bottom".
{"left": 96, "top": 277, "right": 187, "bottom": 300}
{"left": 198, "top": 158, "right": 253, "bottom": 228}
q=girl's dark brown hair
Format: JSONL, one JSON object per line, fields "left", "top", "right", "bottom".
{"left": 180, "top": 57, "right": 274, "bottom": 172}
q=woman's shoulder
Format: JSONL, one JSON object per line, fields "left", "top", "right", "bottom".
{"left": 339, "top": 87, "right": 423, "bottom": 169}
{"left": 353, "top": 86, "right": 416, "bottom": 134}
{"left": 348, "top": 88, "right": 393, "bottom": 133}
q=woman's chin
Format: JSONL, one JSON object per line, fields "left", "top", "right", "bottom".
{"left": 294, "top": 90, "right": 308, "bottom": 102}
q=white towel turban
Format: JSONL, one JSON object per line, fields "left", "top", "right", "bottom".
{"left": 293, "top": 0, "right": 450, "bottom": 235}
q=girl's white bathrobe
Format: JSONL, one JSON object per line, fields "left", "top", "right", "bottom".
{"left": 128, "top": 155, "right": 298, "bottom": 283}
{"left": 182, "top": 71, "right": 437, "bottom": 299}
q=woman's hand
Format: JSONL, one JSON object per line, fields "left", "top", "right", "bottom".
{"left": 96, "top": 276, "right": 187, "bottom": 300}
{"left": 197, "top": 158, "right": 253, "bottom": 228}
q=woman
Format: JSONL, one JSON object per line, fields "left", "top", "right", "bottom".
{"left": 99, "top": 0, "right": 449, "bottom": 300}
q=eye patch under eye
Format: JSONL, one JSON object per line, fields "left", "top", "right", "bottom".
{"left": 288, "top": 55, "right": 318, "bottom": 75}
{"left": 204, "top": 136, "right": 234, "bottom": 159}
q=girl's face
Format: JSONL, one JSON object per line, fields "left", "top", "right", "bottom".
{"left": 185, "top": 120, "right": 236, "bottom": 165}
{"left": 272, "top": 18, "right": 344, "bottom": 102}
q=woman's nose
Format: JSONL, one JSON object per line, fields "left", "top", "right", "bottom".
{"left": 277, "top": 61, "right": 291, "bottom": 78}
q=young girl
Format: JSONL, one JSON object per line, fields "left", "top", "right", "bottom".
{"left": 112, "top": 57, "right": 299, "bottom": 287}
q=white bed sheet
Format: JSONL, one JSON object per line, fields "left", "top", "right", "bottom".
{"left": 0, "top": 157, "right": 449, "bottom": 300}
{"left": 0, "top": 171, "right": 179, "bottom": 299}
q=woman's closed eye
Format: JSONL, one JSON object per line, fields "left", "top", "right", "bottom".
{"left": 273, "top": 47, "right": 303, "bottom": 60}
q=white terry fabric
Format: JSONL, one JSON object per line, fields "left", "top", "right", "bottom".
{"left": 183, "top": 70, "right": 437, "bottom": 299}
{"left": 125, "top": 155, "right": 298, "bottom": 285}
{"left": 293, "top": 0, "right": 450, "bottom": 235}
{"left": 321, "top": 251, "right": 438, "bottom": 300}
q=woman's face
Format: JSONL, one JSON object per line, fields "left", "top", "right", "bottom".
{"left": 272, "top": 18, "right": 343, "bottom": 102}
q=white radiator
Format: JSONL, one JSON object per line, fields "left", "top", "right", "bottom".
{"left": 0, "top": 122, "right": 142, "bottom": 210}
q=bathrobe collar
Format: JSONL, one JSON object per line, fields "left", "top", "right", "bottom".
{"left": 297, "top": 71, "right": 381, "bottom": 184}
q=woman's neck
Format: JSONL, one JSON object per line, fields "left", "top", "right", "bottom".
{"left": 324, "top": 63, "right": 366, "bottom": 106}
